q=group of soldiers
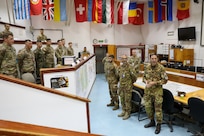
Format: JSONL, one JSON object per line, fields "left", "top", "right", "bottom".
{"left": 103, "top": 50, "right": 141, "bottom": 120}
{"left": 103, "top": 51, "right": 168, "bottom": 134}
{"left": 0, "top": 31, "right": 74, "bottom": 84}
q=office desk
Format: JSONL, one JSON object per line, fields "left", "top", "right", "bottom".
{"left": 174, "top": 89, "right": 204, "bottom": 105}
{"left": 133, "top": 77, "right": 203, "bottom": 104}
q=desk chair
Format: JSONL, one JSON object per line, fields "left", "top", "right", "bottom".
{"left": 162, "top": 88, "right": 183, "bottom": 132}
{"left": 131, "top": 88, "right": 147, "bottom": 121}
{"left": 188, "top": 97, "right": 204, "bottom": 136}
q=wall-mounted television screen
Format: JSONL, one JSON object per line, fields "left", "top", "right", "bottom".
{"left": 178, "top": 27, "right": 196, "bottom": 41}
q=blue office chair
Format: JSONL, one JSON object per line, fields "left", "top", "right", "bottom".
{"left": 131, "top": 88, "right": 147, "bottom": 121}
{"left": 162, "top": 88, "right": 184, "bottom": 132}
{"left": 188, "top": 97, "right": 204, "bottom": 136}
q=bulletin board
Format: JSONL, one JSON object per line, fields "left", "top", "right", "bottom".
{"left": 117, "top": 47, "right": 130, "bottom": 60}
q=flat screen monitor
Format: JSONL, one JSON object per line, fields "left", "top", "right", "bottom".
{"left": 178, "top": 27, "right": 196, "bottom": 41}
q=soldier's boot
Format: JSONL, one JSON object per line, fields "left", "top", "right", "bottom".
{"left": 107, "top": 102, "right": 114, "bottom": 107}
{"left": 112, "top": 104, "right": 119, "bottom": 110}
{"left": 118, "top": 110, "right": 125, "bottom": 117}
{"left": 144, "top": 119, "right": 156, "bottom": 128}
{"left": 155, "top": 123, "right": 161, "bottom": 134}
{"left": 122, "top": 112, "right": 130, "bottom": 120}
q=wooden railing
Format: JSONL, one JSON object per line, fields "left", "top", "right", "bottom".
{"left": 0, "top": 120, "right": 100, "bottom": 136}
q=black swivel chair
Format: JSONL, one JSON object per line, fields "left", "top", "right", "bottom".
{"left": 131, "top": 88, "right": 147, "bottom": 121}
{"left": 162, "top": 88, "right": 183, "bottom": 132}
{"left": 188, "top": 97, "right": 204, "bottom": 136}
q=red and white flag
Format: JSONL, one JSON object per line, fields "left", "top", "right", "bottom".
{"left": 42, "top": 0, "right": 54, "bottom": 20}
{"left": 117, "top": 0, "right": 130, "bottom": 24}
{"left": 30, "top": 0, "right": 42, "bottom": 15}
{"left": 74, "top": 0, "right": 87, "bottom": 22}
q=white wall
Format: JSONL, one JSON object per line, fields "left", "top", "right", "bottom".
{"left": 0, "top": 0, "right": 204, "bottom": 65}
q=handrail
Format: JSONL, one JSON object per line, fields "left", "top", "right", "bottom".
{"left": 0, "top": 39, "right": 57, "bottom": 45}
{"left": 0, "top": 74, "right": 90, "bottom": 103}
{"left": 0, "top": 21, "right": 26, "bottom": 29}
{"left": 0, "top": 120, "right": 100, "bottom": 136}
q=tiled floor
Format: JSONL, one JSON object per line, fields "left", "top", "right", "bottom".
{"left": 89, "top": 74, "right": 194, "bottom": 136}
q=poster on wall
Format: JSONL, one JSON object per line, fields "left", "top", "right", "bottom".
{"left": 50, "top": 76, "right": 69, "bottom": 89}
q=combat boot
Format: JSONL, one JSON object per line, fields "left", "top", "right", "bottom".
{"left": 118, "top": 110, "right": 125, "bottom": 117}
{"left": 112, "top": 104, "right": 119, "bottom": 110}
{"left": 122, "top": 112, "right": 130, "bottom": 120}
{"left": 144, "top": 119, "right": 155, "bottom": 128}
{"left": 106, "top": 102, "right": 114, "bottom": 107}
{"left": 155, "top": 123, "right": 161, "bottom": 134}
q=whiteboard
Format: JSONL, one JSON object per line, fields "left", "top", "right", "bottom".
{"left": 117, "top": 47, "right": 130, "bottom": 60}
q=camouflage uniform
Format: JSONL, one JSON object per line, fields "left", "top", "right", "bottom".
{"left": 42, "top": 45, "right": 55, "bottom": 68}
{"left": 143, "top": 63, "right": 168, "bottom": 123}
{"left": 17, "top": 48, "right": 35, "bottom": 75}
{"left": 102, "top": 56, "right": 109, "bottom": 80}
{"left": 37, "top": 34, "right": 47, "bottom": 42}
{"left": 128, "top": 56, "right": 141, "bottom": 75}
{"left": 106, "top": 61, "right": 119, "bottom": 109}
{"left": 33, "top": 47, "right": 45, "bottom": 77}
{"left": 67, "top": 46, "right": 74, "bottom": 56}
{"left": 0, "top": 42, "right": 18, "bottom": 78}
{"left": 0, "top": 30, "right": 13, "bottom": 38}
{"left": 117, "top": 62, "right": 137, "bottom": 118}
{"left": 55, "top": 46, "right": 66, "bottom": 64}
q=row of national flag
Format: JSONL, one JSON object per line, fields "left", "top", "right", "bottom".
{"left": 14, "top": 0, "right": 67, "bottom": 21}
{"left": 13, "top": 0, "right": 191, "bottom": 24}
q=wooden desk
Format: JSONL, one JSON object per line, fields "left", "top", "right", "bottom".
{"left": 174, "top": 89, "right": 204, "bottom": 105}
{"left": 133, "top": 77, "right": 203, "bottom": 105}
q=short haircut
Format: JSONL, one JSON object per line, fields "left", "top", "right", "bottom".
{"left": 150, "top": 53, "right": 158, "bottom": 58}
{"left": 40, "top": 28, "right": 44, "bottom": 30}
{"left": 57, "top": 40, "right": 61, "bottom": 43}
{"left": 25, "top": 39, "right": 31, "bottom": 43}
{"left": 68, "top": 42, "right": 72, "bottom": 44}
{"left": 61, "top": 38, "right": 65, "bottom": 41}
{"left": 109, "top": 54, "right": 114, "bottom": 59}
{"left": 46, "top": 38, "right": 51, "bottom": 41}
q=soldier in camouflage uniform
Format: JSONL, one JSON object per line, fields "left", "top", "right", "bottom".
{"left": 0, "top": 24, "right": 13, "bottom": 38}
{"left": 42, "top": 38, "right": 55, "bottom": 68}
{"left": 0, "top": 32, "right": 18, "bottom": 78}
{"left": 55, "top": 40, "right": 67, "bottom": 65}
{"left": 117, "top": 55, "right": 137, "bottom": 120}
{"left": 143, "top": 54, "right": 168, "bottom": 134}
{"left": 128, "top": 49, "right": 141, "bottom": 75}
{"left": 67, "top": 42, "right": 74, "bottom": 56}
{"left": 17, "top": 39, "right": 36, "bottom": 83}
{"left": 128, "top": 50, "right": 141, "bottom": 113}
{"left": 102, "top": 53, "right": 109, "bottom": 81}
{"left": 106, "top": 55, "right": 119, "bottom": 110}
{"left": 33, "top": 40, "right": 45, "bottom": 82}
{"left": 37, "top": 28, "right": 47, "bottom": 42}
{"left": 61, "top": 38, "right": 67, "bottom": 55}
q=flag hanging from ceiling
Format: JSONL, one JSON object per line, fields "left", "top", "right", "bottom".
{"left": 148, "top": 0, "right": 172, "bottom": 23}
{"left": 74, "top": 0, "right": 88, "bottom": 22}
{"left": 128, "top": 2, "right": 137, "bottom": 24}
{"left": 106, "top": 0, "right": 114, "bottom": 24}
{"left": 176, "top": 0, "right": 190, "bottom": 20}
{"left": 14, "top": 0, "right": 30, "bottom": 20}
{"left": 117, "top": 0, "right": 130, "bottom": 24}
{"left": 54, "top": 0, "right": 67, "bottom": 21}
{"left": 30, "top": 0, "right": 42, "bottom": 15}
{"left": 133, "top": 3, "right": 144, "bottom": 25}
{"left": 42, "top": 0, "right": 54, "bottom": 20}
{"left": 93, "top": 0, "right": 114, "bottom": 24}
